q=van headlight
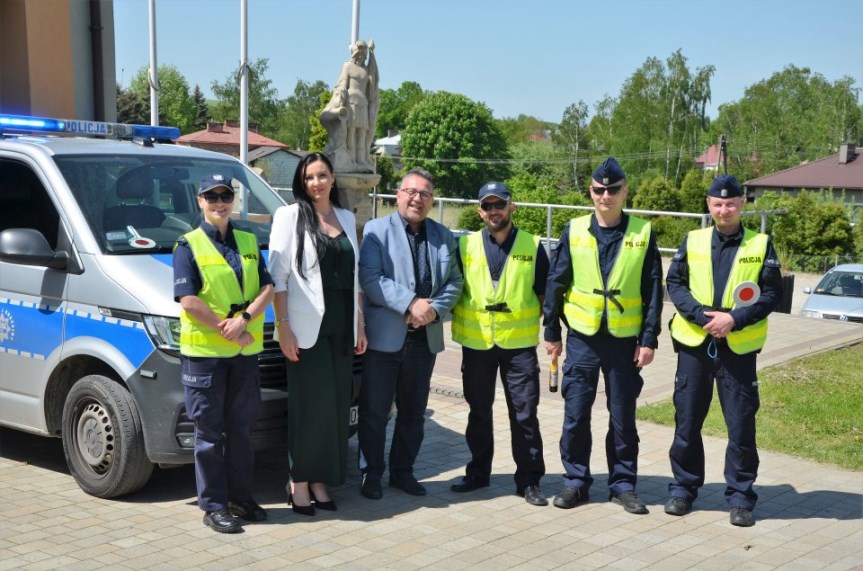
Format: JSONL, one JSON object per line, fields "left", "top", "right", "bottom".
{"left": 143, "top": 315, "right": 182, "bottom": 356}
{"left": 801, "top": 310, "right": 822, "bottom": 318}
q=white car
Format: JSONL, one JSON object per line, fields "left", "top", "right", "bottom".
{"left": 800, "top": 264, "right": 863, "bottom": 323}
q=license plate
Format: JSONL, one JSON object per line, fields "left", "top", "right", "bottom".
{"left": 349, "top": 405, "right": 358, "bottom": 426}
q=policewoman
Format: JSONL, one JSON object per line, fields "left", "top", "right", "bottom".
{"left": 664, "top": 174, "right": 783, "bottom": 527}
{"left": 543, "top": 158, "right": 663, "bottom": 514}
{"left": 173, "top": 173, "right": 274, "bottom": 533}
{"left": 450, "top": 181, "right": 550, "bottom": 506}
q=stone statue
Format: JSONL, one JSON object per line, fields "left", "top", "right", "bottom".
{"left": 322, "top": 39, "right": 379, "bottom": 173}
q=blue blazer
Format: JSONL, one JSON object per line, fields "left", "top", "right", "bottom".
{"left": 359, "top": 212, "right": 463, "bottom": 353}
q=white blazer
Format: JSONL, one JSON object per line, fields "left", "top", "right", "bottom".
{"left": 268, "top": 203, "right": 360, "bottom": 349}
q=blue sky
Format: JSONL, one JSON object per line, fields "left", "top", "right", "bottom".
{"left": 113, "top": 0, "right": 863, "bottom": 124}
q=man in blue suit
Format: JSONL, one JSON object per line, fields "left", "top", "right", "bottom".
{"left": 358, "top": 168, "right": 464, "bottom": 500}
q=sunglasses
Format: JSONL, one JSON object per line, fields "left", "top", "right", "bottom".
{"left": 480, "top": 201, "right": 509, "bottom": 212}
{"left": 590, "top": 185, "right": 623, "bottom": 196}
{"left": 201, "top": 192, "right": 235, "bottom": 204}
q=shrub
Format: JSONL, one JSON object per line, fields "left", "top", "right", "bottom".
{"left": 770, "top": 190, "right": 854, "bottom": 272}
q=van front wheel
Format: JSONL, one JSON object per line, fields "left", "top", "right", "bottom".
{"left": 61, "top": 375, "right": 154, "bottom": 498}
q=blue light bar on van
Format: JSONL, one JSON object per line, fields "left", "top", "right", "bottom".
{"left": 0, "top": 113, "right": 180, "bottom": 141}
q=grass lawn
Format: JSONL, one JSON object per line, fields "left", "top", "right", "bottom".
{"left": 638, "top": 342, "right": 863, "bottom": 471}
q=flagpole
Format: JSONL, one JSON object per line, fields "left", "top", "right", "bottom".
{"left": 240, "top": 0, "right": 249, "bottom": 165}
{"left": 351, "top": 0, "right": 359, "bottom": 48}
{"left": 148, "top": 0, "right": 159, "bottom": 126}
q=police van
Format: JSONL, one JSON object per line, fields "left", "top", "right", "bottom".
{"left": 0, "top": 114, "right": 357, "bottom": 498}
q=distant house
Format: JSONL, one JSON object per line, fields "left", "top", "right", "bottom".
{"left": 744, "top": 143, "right": 863, "bottom": 205}
{"left": 247, "top": 146, "right": 308, "bottom": 200}
{"left": 373, "top": 132, "right": 402, "bottom": 172}
{"left": 695, "top": 144, "right": 721, "bottom": 171}
{"left": 178, "top": 121, "right": 301, "bottom": 201}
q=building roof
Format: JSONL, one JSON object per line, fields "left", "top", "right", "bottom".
{"left": 695, "top": 144, "right": 720, "bottom": 168}
{"left": 374, "top": 134, "right": 401, "bottom": 146}
{"left": 178, "top": 121, "right": 288, "bottom": 149}
{"left": 247, "top": 146, "right": 307, "bottom": 162}
{"left": 744, "top": 146, "right": 863, "bottom": 191}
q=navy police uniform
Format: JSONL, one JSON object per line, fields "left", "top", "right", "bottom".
{"left": 173, "top": 179, "right": 273, "bottom": 526}
{"left": 453, "top": 181, "right": 550, "bottom": 497}
{"left": 544, "top": 159, "right": 664, "bottom": 501}
{"left": 665, "top": 175, "right": 782, "bottom": 516}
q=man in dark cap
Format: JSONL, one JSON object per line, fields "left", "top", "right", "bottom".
{"left": 450, "top": 181, "right": 550, "bottom": 506}
{"left": 543, "top": 158, "right": 663, "bottom": 514}
{"left": 664, "top": 174, "right": 783, "bottom": 527}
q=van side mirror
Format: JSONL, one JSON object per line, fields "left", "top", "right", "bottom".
{"left": 803, "top": 287, "right": 812, "bottom": 295}
{"left": 0, "top": 228, "right": 68, "bottom": 270}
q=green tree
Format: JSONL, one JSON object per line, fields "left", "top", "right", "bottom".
{"left": 596, "top": 50, "right": 714, "bottom": 183}
{"left": 307, "top": 90, "right": 330, "bottom": 153}
{"left": 191, "top": 85, "right": 210, "bottom": 131}
{"left": 768, "top": 191, "right": 855, "bottom": 271}
{"left": 275, "top": 79, "right": 329, "bottom": 149}
{"left": 374, "top": 155, "right": 397, "bottom": 193}
{"left": 211, "top": 58, "right": 281, "bottom": 138}
{"left": 116, "top": 84, "right": 148, "bottom": 125}
{"left": 632, "top": 175, "right": 681, "bottom": 212}
{"left": 711, "top": 66, "right": 863, "bottom": 180}
{"left": 508, "top": 141, "right": 575, "bottom": 190}
{"left": 553, "top": 100, "right": 592, "bottom": 188}
{"left": 678, "top": 169, "right": 712, "bottom": 213}
{"left": 496, "top": 114, "right": 550, "bottom": 147}
{"left": 508, "top": 172, "right": 590, "bottom": 237}
{"left": 375, "top": 81, "right": 425, "bottom": 138}
{"left": 401, "top": 91, "right": 510, "bottom": 198}
{"left": 129, "top": 65, "right": 195, "bottom": 132}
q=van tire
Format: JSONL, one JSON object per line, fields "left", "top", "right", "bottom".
{"left": 61, "top": 375, "right": 154, "bottom": 498}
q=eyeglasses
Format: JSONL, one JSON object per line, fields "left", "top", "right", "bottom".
{"left": 590, "top": 185, "right": 623, "bottom": 196}
{"left": 201, "top": 192, "right": 235, "bottom": 204}
{"left": 400, "top": 187, "right": 434, "bottom": 201}
{"left": 480, "top": 201, "right": 509, "bottom": 212}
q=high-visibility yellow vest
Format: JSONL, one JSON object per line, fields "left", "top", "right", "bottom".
{"left": 452, "top": 229, "right": 541, "bottom": 350}
{"left": 669, "top": 226, "right": 769, "bottom": 354}
{"left": 179, "top": 227, "right": 264, "bottom": 357}
{"left": 563, "top": 215, "right": 651, "bottom": 338}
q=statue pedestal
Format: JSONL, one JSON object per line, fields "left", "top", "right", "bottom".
{"left": 336, "top": 172, "right": 381, "bottom": 235}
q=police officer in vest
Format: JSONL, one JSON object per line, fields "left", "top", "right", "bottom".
{"left": 664, "top": 174, "right": 783, "bottom": 527}
{"left": 544, "top": 158, "right": 663, "bottom": 514}
{"left": 173, "top": 173, "right": 274, "bottom": 533}
{"left": 450, "top": 181, "right": 550, "bottom": 506}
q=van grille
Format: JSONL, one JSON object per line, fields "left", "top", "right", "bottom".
{"left": 260, "top": 323, "right": 288, "bottom": 389}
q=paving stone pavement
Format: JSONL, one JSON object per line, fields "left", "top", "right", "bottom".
{"left": 1, "top": 308, "right": 861, "bottom": 570}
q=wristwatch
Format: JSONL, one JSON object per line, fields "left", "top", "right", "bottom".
{"left": 241, "top": 311, "right": 252, "bottom": 321}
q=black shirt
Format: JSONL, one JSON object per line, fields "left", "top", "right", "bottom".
{"left": 403, "top": 219, "right": 433, "bottom": 299}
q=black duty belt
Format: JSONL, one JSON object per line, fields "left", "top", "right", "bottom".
{"left": 593, "top": 288, "right": 624, "bottom": 314}
{"left": 484, "top": 302, "right": 512, "bottom": 313}
{"left": 227, "top": 301, "right": 251, "bottom": 318}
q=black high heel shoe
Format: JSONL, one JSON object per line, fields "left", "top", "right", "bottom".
{"left": 287, "top": 492, "right": 315, "bottom": 516}
{"left": 310, "top": 489, "right": 337, "bottom": 511}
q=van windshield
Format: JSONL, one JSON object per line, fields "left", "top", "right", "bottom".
{"left": 53, "top": 155, "right": 283, "bottom": 254}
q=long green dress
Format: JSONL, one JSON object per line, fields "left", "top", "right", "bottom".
{"left": 286, "top": 232, "right": 355, "bottom": 485}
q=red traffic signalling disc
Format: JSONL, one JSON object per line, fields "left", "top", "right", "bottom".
{"left": 733, "top": 281, "right": 760, "bottom": 307}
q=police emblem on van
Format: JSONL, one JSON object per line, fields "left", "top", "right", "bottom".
{"left": 0, "top": 308, "right": 14, "bottom": 343}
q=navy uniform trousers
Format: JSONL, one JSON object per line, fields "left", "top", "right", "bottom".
{"left": 182, "top": 354, "right": 261, "bottom": 512}
{"left": 669, "top": 340, "right": 760, "bottom": 509}
{"left": 462, "top": 345, "right": 545, "bottom": 490}
{"left": 560, "top": 331, "right": 644, "bottom": 494}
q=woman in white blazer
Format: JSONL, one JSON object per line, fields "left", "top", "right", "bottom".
{"left": 269, "top": 153, "right": 366, "bottom": 515}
